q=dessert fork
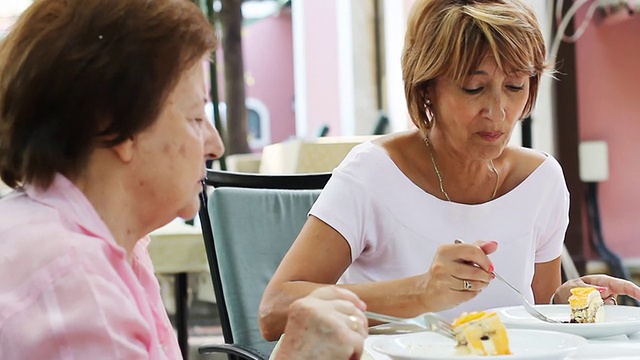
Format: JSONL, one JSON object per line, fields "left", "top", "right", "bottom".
{"left": 365, "top": 311, "right": 455, "bottom": 339}
{"left": 453, "top": 239, "right": 561, "bottom": 324}
{"left": 491, "top": 271, "right": 561, "bottom": 323}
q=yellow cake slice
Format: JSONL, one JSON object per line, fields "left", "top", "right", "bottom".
{"left": 452, "top": 311, "right": 511, "bottom": 356}
{"left": 569, "top": 287, "right": 604, "bottom": 323}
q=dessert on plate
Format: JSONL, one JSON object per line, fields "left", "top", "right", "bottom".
{"left": 452, "top": 311, "right": 511, "bottom": 356}
{"left": 569, "top": 287, "right": 604, "bottom": 323}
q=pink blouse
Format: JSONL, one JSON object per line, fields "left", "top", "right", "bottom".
{"left": 0, "top": 175, "right": 181, "bottom": 359}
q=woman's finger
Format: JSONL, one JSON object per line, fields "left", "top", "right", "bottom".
{"left": 581, "top": 275, "right": 640, "bottom": 300}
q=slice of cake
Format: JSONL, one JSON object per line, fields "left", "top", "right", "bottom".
{"left": 452, "top": 311, "right": 511, "bottom": 356}
{"left": 569, "top": 287, "right": 604, "bottom": 323}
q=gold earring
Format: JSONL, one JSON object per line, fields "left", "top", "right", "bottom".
{"left": 424, "top": 100, "right": 434, "bottom": 127}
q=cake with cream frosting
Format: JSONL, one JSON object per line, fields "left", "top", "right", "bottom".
{"left": 452, "top": 311, "right": 511, "bottom": 356}
{"left": 569, "top": 287, "right": 604, "bottom": 323}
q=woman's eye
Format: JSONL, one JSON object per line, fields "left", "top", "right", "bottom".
{"left": 507, "top": 85, "right": 525, "bottom": 92}
{"left": 463, "top": 87, "right": 482, "bottom": 94}
{"left": 194, "top": 118, "right": 203, "bottom": 123}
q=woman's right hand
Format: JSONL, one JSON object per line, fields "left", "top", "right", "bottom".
{"left": 418, "top": 240, "right": 497, "bottom": 311}
{"left": 275, "top": 286, "right": 368, "bottom": 360}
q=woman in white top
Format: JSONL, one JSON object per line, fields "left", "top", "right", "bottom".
{"left": 259, "top": 0, "right": 640, "bottom": 341}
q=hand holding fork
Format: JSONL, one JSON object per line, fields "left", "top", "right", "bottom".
{"left": 454, "top": 239, "right": 560, "bottom": 323}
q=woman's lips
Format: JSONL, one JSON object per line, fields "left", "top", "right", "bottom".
{"left": 478, "top": 132, "right": 502, "bottom": 141}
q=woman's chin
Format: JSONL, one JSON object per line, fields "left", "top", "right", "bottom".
{"left": 176, "top": 198, "right": 200, "bottom": 220}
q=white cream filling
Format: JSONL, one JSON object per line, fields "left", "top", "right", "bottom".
{"left": 571, "top": 291, "right": 604, "bottom": 323}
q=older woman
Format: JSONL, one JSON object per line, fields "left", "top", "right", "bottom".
{"left": 259, "top": 0, "right": 640, "bottom": 341}
{"left": 0, "top": 0, "right": 367, "bottom": 359}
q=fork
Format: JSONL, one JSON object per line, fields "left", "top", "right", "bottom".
{"left": 365, "top": 311, "right": 455, "bottom": 339}
{"left": 491, "top": 271, "right": 561, "bottom": 323}
{"left": 453, "top": 239, "right": 561, "bottom": 324}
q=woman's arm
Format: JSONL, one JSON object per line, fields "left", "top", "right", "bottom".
{"left": 259, "top": 216, "right": 495, "bottom": 341}
{"left": 532, "top": 257, "right": 561, "bottom": 304}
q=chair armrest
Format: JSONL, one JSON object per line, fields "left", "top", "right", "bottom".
{"left": 198, "top": 343, "right": 269, "bottom": 360}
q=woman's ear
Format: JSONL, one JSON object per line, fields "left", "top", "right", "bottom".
{"left": 111, "top": 137, "right": 135, "bottom": 163}
{"left": 421, "top": 82, "right": 434, "bottom": 104}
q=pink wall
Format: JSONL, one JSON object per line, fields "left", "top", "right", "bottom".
{"left": 215, "top": 12, "right": 295, "bottom": 148}
{"left": 213, "top": 3, "right": 341, "bottom": 142}
{"left": 243, "top": 12, "right": 295, "bottom": 145}
{"left": 575, "top": 14, "right": 640, "bottom": 257}
{"left": 302, "top": 0, "right": 341, "bottom": 137}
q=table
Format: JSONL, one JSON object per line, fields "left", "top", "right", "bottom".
{"left": 148, "top": 219, "right": 208, "bottom": 360}
{"left": 259, "top": 136, "right": 378, "bottom": 174}
{"left": 363, "top": 330, "right": 640, "bottom": 359}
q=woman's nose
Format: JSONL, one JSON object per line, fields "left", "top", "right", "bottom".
{"left": 484, "top": 93, "right": 506, "bottom": 123}
{"left": 203, "top": 119, "right": 225, "bottom": 160}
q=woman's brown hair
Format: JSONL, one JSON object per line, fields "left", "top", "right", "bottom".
{"left": 402, "top": 0, "right": 551, "bottom": 134}
{"left": 0, "top": 0, "right": 217, "bottom": 189}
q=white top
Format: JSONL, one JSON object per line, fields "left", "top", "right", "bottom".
{"left": 310, "top": 142, "right": 570, "bottom": 320}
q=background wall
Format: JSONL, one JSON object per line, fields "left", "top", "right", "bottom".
{"left": 242, "top": 12, "right": 295, "bottom": 145}
{"left": 214, "top": 11, "right": 295, "bottom": 150}
{"left": 574, "top": 12, "right": 640, "bottom": 257}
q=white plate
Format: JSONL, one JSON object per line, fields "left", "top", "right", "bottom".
{"left": 370, "top": 329, "right": 586, "bottom": 360}
{"left": 492, "top": 305, "right": 640, "bottom": 338}
{"left": 568, "top": 342, "right": 640, "bottom": 359}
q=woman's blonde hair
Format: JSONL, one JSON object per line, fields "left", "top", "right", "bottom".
{"left": 402, "top": 0, "right": 550, "bottom": 133}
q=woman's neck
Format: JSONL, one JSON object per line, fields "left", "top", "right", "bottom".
{"left": 73, "top": 156, "right": 155, "bottom": 257}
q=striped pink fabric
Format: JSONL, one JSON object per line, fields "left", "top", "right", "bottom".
{"left": 0, "top": 174, "right": 181, "bottom": 359}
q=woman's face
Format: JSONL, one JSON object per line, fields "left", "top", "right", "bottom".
{"left": 430, "top": 55, "right": 529, "bottom": 161}
{"left": 131, "top": 58, "right": 224, "bottom": 222}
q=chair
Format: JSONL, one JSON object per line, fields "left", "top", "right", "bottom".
{"left": 561, "top": 244, "right": 580, "bottom": 281}
{"left": 197, "top": 170, "right": 332, "bottom": 359}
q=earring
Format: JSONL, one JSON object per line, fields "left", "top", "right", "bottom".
{"left": 424, "top": 99, "right": 434, "bottom": 127}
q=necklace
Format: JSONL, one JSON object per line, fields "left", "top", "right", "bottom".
{"left": 423, "top": 136, "right": 499, "bottom": 202}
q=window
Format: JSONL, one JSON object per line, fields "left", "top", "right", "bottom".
{"left": 206, "top": 97, "right": 271, "bottom": 150}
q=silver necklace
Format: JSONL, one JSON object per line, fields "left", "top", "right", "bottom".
{"left": 423, "top": 136, "right": 499, "bottom": 202}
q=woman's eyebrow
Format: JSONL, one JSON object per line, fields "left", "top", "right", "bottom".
{"left": 471, "top": 70, "right": 488, "bottom": 75}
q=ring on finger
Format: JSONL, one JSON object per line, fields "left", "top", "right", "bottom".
{"left": 604, "top": 295, "right": 618, "bottom": 305}
{"left": 348, "top": 314, "right": 360, "bottom": 331}
{"left": 463, "top": 280, "right": 472, "bottom": 291}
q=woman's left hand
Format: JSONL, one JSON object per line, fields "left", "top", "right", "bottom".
{"left": 552, "top": 274, "right": 640, "bottom": 305}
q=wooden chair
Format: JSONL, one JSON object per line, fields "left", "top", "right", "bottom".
{"left": 197, "top": 170, "right": 331, "bottom": 359}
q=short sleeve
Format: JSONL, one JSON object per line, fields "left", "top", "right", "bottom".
{"left": 535, "top": 158, "right": 570, "bottom": 263}
{"left": 309, "top": 141, "right": 403, "bottom": 263}
{"left": 310, "top": 170, "right": 374, "bottom": 261}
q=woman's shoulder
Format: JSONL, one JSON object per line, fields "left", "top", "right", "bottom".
{"left": 331, "top": 134, "right": 413, "bottom": 191}
{"left": 337, "top": 136, "right": 394, "bottom": 172}
{"left": 369, "top": 130, "right": 427, "bottom": 173}
{"left": 371, "top": 130, "right": 416, "bottom": 151}
{"left": 498, "top": 147, "right": 563, "bottom": 195}
{"left": 503, "top": 146, "right": 562, "bottom": 172}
